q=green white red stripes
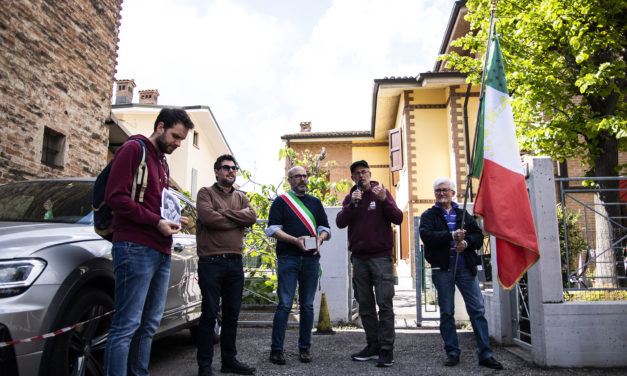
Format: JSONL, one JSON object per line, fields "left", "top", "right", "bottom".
{"left": 472, "top": 32, "right": 540, "bottom": 290}
{"left": 281, "top": 192, "right": 317, "bottom": 237}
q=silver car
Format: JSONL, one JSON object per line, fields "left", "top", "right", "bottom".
{"left": 0, "top": 178, "right": 206, "bottom": 376}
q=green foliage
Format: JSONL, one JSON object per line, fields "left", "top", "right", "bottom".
{"left": 440, "top": 0, "right": 627, "bottom": 176}
{"left": 241, "top": 147, "right": 350, "bottom": 304}
{"left": 556, "top": 204, "right": 588, "bottom": 286}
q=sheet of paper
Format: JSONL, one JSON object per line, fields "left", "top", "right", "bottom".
{"left": 161, "top": 189, "right": 181, "bottom": 224}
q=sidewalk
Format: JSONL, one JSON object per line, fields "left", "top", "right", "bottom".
{"left": 149, "top": 289, "right": 627, "bottom": 375}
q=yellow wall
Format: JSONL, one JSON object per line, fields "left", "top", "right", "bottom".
{"left": 352, "top": 145, "right": 391, "bottom": 187}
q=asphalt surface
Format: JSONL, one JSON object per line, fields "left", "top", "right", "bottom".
{"left": 148, "top": 290, "right": 627, "bottom": 376}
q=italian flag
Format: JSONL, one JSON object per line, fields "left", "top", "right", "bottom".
{"left": 472, "top": 32, "right": 540, "bottom": 290}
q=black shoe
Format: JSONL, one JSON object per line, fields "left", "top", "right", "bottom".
{"left": 444, "top": 354, "right": 460, "bottom": 367}
{"left": 479, "top": 356, "right": 503, "bottom": 370}
{"left": 299, "top": 348, "right": 313, "bottom": 363}
{"left": 221, "top": 359, "right": 255, "bottom": 375}
{"left": 269, "top": 350, "right": 286, "bottom": 365}
{"left": 376, "top": 349, "right": 394, "bottom": 367}
{"left": 351, "top": 345, "right": 379, "bottom": 361}
{"left": 198, "top": 366, "right": 214, "bottom": 376}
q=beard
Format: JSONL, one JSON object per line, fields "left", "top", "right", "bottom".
{"left": 155, "top": 134, "right": 176, "bottom": 154}
{"left": 219, "top": 175, "right": 234, "bottom": 187}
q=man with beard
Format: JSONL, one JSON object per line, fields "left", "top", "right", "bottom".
{"left": 104, "top": 108, "right": 194, "bottom": 375}
{"left": 196, "top": 155, "right": 258, "bottom": 376}
{"left": 266, "top": 165, "right": 330, "bottom": 365}
{"left": 336, "top": 160, "right": 402, "bottom": 368}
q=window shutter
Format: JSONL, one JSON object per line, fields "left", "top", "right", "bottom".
{"left": 389, "top": 128, "right": 402, "bottom": 171}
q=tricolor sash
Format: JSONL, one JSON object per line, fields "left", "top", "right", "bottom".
{"left": 281, "top": 192, "right": 317, "bottom": 237}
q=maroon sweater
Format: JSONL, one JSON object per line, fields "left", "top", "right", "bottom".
{"left": 105, "top": 135, "right": 172, "bottom": 254}
{"left": 336, "top": 181, "right": 403, "bottom": 259}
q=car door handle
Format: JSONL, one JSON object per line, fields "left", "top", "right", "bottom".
{"left": 173, "top": 243, "right": 184, "bottom": 253}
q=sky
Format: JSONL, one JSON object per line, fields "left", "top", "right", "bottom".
{"left": 115, "top": 0, "right": 455, "bottom": 189}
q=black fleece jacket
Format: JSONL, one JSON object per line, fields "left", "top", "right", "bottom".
{"left": 418, "top": 205, "right": 483, "bottom": 275}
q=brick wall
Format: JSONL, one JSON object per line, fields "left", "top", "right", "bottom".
{"left": 0, "top": 0, "right": 123, "bottom": 183}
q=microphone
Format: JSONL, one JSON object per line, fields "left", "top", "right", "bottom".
{"left": 354, "top": 180, "right": 363, "bottom": 208}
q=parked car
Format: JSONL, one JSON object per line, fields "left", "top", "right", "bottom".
{"left": 0, "top": 178, "right": 216, "bottom": 376}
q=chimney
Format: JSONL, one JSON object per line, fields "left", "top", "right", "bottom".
{"left": 115, "top": 79, "right": 136, "bottom": 104}
{"left": 138, "top": 89, "right": 159, "bottom": 105}
{"left": 300, "top": 121, "right": 311, "bottom": 132}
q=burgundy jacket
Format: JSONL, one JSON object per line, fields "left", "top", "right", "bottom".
{"left": 105, "top": 135, "right": 172, "bottom": 254}
{"left": 336, "top": 181, "right": 403, "bottom": 259}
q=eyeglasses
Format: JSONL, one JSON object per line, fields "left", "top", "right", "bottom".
{"left": 290, "top": 174, "right": 308, "bottom": 180}
{"left": 434, "top": 189, "right": 452, "bottom": 194}
{"left": 219, "top": 165, "right": 239, "bottom": 172}
{"left": 352, "top": 170, "right": 370, "bottom": 176}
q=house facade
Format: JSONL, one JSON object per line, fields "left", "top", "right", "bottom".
{"left": 0, "top": 0, "right": 123, "bottom": 183}
{"left": 111, "top": 80, "right": 233, "bottom": 199}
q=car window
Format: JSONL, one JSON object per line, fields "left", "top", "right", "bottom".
{"left": 0, "top": 181, "right": 93, "bottom": 223}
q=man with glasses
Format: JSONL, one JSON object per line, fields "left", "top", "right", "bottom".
{"left": 196, "top": 154, "right": 258, "bottom": 376}
{"left": 266, "top": 165, "right": 331, "bottom": 365}
{"left": 418, "top": 177, "right": 503, "bottom": 370}
{"left": 336, "top": 160, "right": 402, "bottom": 367}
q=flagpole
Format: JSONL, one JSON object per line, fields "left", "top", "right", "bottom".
{"left": 454, "top": 0, "right": 498, "bottom": 281}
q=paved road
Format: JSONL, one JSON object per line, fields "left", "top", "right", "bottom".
{"left": 149, "top": 326, "right": 627, "bottom": 376}
{"left": 148, "top": 289, "right": 627, "bottom": 375}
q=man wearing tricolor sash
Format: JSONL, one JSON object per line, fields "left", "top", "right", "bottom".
{"left": 266, "top": 165, "right": 331, "bottom": 365}
{"left": 336, "top": 160, "right": 402, "bottom": 368}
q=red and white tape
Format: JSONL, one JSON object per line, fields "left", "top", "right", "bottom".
{"left": 0, "top": 279, "right": 190, "bottom": 348}
{"left": 0, "top": 309, "right": 114, "bottom": 348}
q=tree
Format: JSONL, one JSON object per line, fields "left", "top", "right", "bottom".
{"left": 442, "top": 0, "right": 626, "bottom": 287}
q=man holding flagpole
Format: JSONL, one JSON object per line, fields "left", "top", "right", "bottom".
{"left": 266, "top": 165, "right": 330, "bottom": 365}
{"left": 419, "top": 177, "right": 503, "bottom": 370}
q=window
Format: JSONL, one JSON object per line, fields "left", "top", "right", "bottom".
{"left": 41, "top": 127, "right": 66, "bottom": 167}
{"left": 389, "top": 128, "right": 402, "bottom": 171}
{"left": 191, "top": 168, "right": 198, "bottom": 200}
{"left": 193, "top": 131, "right": 199, "bottom": 147}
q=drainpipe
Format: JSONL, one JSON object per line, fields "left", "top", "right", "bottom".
{"left": 463, "top": 83, "right": 473, "bottom": 202}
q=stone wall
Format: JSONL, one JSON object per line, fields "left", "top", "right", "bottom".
{"left": 0, "top": 0, "right": 123, "bottom": 183}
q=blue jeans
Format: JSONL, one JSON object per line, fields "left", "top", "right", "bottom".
{"left": 196, "top": 256, "right": 244, "bottom": 368}
{"left": 271, "top": 255, "right": 319, "bottom": 351}
{"left": 432, "top": 267, "right": 493, "bottom": 361}
{"left": 104, "top": 241, "right": 171, "bottom": 376}
{"left": 351, "top": 256, "right": 395, "bottom": 350}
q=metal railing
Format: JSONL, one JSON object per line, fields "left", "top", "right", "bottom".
{"left": 557, "top": 176, "right": 627, "bottom": 298}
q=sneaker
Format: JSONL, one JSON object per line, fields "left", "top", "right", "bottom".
{"left": 269, "top": 350, "right": 286, "bottom": 365}
{"left": 376, "top": 349, "right": 394, "bottom": 367}
{"left": 220, "top": 359, "right": 255, "bottom": 375}
{"left": 299, "top": 348, "right": 313, "bottom": 363}
{"left": 351, "top": 345, "right": 379, "bottom": 361}
{"left": 479, "top": 356, "right": 503, "bottom": 370}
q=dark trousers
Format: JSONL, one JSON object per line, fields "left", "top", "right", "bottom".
{"left": 351, "top": 255, "right": 396, "bottom": 350}
{"left": 196, "top": 256, "right": 244, "bottom": 368}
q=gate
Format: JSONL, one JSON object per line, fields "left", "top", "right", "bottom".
{"left": 413, "top": 216, "right": 494, "bottom": 327}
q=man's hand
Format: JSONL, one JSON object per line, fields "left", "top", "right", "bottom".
{"left": 157, "top": 219, "right": 182, "bottom": 236}
{"left": 372, "top": 184, "right": 387, "bottom": 201}
{"left": 455, "top": 240, "right": 467, "bottom": 253}
{"left": 180, "top": 216, "right": 189, "bottom": 229}
{"left": 351, "top": 189, "right": 363, "bottom": 204}
{"left": 453, "top": 229, "right": 466, "bottom": 241}
{"left": 294, "top": 235, "right": 309, "bottom": 252}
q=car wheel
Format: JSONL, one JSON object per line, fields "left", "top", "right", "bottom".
{"left": 44, "top": 288, "right": 113, "bottom": 376}
{"left": 188, "top": 312, "right": 221, "bottom": 344}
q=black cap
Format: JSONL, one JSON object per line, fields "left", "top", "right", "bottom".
{"left": 350, "top": 160, "right": 369, "bottom": 173}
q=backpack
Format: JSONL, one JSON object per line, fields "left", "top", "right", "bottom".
{"left": 92, "top": 139, "right": 148, "bottom": 241}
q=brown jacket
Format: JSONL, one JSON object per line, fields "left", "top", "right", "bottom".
{"left": 196, "top": 184, "right": 257, "bottom": 257}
